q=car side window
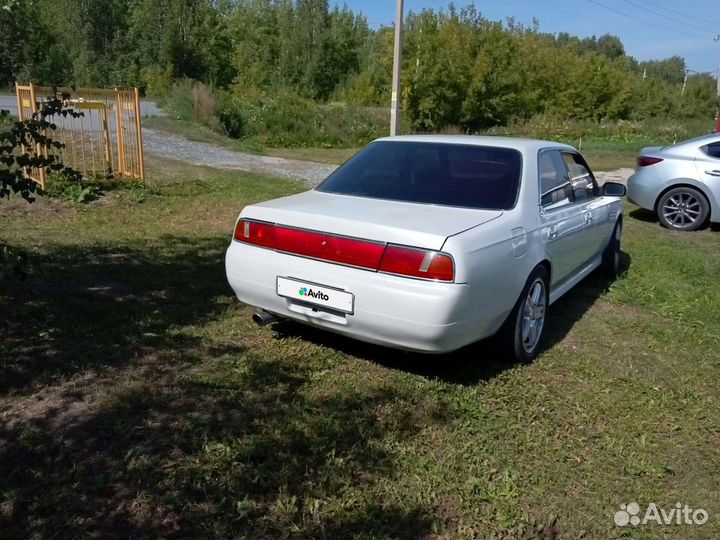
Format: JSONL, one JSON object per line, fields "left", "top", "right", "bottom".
{"left": 539, "top": 150, "right": 572, "bottom": 209}
{"left": 562, "top": 152, "right": 598, "bottom": 202}
{"left": 702, "top": 142, "right": 720, "bottom": 159}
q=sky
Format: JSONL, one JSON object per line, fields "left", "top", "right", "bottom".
{"left": 335, "top": 0, "right": 720, "bottom": 75}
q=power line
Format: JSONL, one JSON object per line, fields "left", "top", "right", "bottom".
{"left": 586, "top": 0, "right": 705, "bottom": 39}
{"left": 628, "top": 0, "right": 720, "bottom": 28}
{"left": 620, "top": 0, "right": 715, "bottom": 34}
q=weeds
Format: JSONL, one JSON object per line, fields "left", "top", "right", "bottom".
{"left": 159, "top": 81, "right": 392, "bottom": 148}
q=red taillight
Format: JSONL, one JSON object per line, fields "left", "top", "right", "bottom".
{"left": 273, "top": 226, "right": 385, "bottom": 269}
{"left": 379, "top": 245, "right": 454, "bottom": 281}
{"left": 234, "top": 219, "right": 385, "bottom": 270}
{"left": 234, "top": 220, "right": 455, "bottom": 282}
{"left": 234, "top": 219, "right": 276, "bottom": 248}
{"left": 636, "top": 156, "right": 664, "bottom": 167}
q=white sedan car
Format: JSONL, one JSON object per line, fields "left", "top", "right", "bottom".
{"left": 226, "top": 136, "right": 626, "bottom": 361}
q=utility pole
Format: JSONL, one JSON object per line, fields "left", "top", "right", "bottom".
{"left": 715, "top": 35, "right": 720, "bottom": 132}
{"left": 390, "top": 0, "right": 404, "bottom": 136}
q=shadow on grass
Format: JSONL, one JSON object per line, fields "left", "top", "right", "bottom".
{"left": 629, "top": 207, "right": 657, "bottom": 223}
{"left": 631, "top": 206, "right": 720, "bottom": 232}
{"left": 0, "top": 237, "right": 440, "bottom": 539}
{"left": 273, "top": 252, "right": 632, "bottom": 386}
{"left": 0, "top": 236, "right": 239, "bottom": 396}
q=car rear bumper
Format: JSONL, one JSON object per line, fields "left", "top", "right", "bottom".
{"left": 627, "top": 170, "right": 660, "bottom": 210}
{"left": 225, "top": 241, "right": 490, "bottom": 353}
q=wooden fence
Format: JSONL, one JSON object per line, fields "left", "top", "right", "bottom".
{"left": 14, "top": 83, "right": 145, "bottom": 188}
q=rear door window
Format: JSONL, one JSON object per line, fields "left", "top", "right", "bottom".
{"left": 701, "top": 142, "right": 720, "bottom": 159}
{"left": 539, "top": 150, "right": 572, "bottom": 209}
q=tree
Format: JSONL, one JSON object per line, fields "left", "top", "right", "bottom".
{"left": 597, "top": 34, "right": 625, "bottom": 60}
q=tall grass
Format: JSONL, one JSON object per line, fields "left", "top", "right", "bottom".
{"left": 159, "top": 80, "right": 390, "bottom": 149}
{"left": 482, "top": 115, "right": 715, "bottom": 151}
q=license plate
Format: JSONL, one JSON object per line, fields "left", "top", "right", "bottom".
{"left": 277, "top": 277, "right": 354, "bottom": 314}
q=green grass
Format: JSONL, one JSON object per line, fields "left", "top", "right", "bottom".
{"left": 263, "top": 146, "right": 361, "bottom": 165}
{"left": 1, "top": 158, "right": 719, "bottom": 539}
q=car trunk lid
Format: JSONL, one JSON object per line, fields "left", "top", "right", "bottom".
{"left": 240, "top": 190, "right": 503, "bottom": 251}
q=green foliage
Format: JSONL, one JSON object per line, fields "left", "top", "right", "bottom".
{"left": 161, "top": 80, "right": 387, "bottom": 147}
{"left": 47, "top": 182, "right": 101, "bottom": 204}
{"left": 483, "top": 115, "right": 713, "bottom": 148}
{"left": 397, "top": 8, "right": 715, "bottom": 131}
{"left": 222, "top": 91, "right": 386, "bottom": 148}
{"left": 1, "top": 97, "right": 83, "bottom": 202}
{"left": 2, "top": 0, "right": 716, "bottom": 138}
{"left": 122, "top": 181, "right": 150, "bottom": 204}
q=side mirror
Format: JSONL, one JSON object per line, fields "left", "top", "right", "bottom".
{"left": 602, "top": 181, "right": 626, "bottom": 197}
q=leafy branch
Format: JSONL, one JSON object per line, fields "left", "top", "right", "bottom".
{"left": 0, "top": 95, "right": 83, "bottom": 202}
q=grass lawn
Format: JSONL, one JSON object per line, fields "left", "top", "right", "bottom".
{"left": 1, "top": 157, "right": 719, "bottom": 539}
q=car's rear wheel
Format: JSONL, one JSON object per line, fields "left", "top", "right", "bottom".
{"left": 601, "top": 219, "right": 622, "bottom": 278}
{"left": 498, "top": 265, "right": 549, "bottom": 363}
{"left": 657, "top": 187, "right": 709, "bottom": 231}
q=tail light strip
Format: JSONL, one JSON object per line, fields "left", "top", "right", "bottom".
{"left": 636, "top": 156, "right": 664, "bottom": 167}
{"left": 234, "top": 219, "right": 454, "bottom": 282}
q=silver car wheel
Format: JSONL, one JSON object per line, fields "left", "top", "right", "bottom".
{"left": 521, "top": 278, "right": 546, "bottom": 354}
{"left": 662, "top": 192, "right": 701, "bottom": 228}
{"left": 613, "top": 222, "right": 622, "bottom": 269}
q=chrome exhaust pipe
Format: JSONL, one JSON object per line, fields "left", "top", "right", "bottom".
{"left": 252, "top": 310, "right": 277, "bottom": 326}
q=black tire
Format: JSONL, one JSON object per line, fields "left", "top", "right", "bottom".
{"left": 498, "top": 265, "right": 550, "bottom": 363}
{"left": 656, "top": 187, "right": 709, "bottom": 231}
{"left": 601, "top": 219, "right": 622, "bottom": 279}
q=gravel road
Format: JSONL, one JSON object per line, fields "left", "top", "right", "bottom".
{"left": 143, "top": 128, "right": 337, "bottom": 185}
{"left": 143, "top": 128, "right": 633, "bottom": 187}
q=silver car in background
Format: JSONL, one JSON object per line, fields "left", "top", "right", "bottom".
{"left": 627, "top": 133, "right": 720, "bottom": 231}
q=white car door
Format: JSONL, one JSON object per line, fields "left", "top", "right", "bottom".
{"left": 538, "top": 149, "right": 588, "bottom": 285}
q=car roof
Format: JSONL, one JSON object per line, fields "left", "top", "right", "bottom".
{"left": 373, "top": 134, "right": 577, "bottom": 153}
{"left": 669, "top": 132, "right": 720, "bottom": 150}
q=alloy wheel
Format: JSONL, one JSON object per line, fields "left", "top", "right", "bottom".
{"left": 521, "top": 278, "right": 546, "bottom": 354}
{"left": 662, "top": 192, "right": 702, "bottom": 229}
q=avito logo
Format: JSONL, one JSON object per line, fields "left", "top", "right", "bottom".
{"left": 298, "top": 287, "right": 329, "bottom": 301}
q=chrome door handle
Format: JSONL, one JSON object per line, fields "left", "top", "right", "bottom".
{"left": 584, "top": 212, "right": 593, "bottom": 223}
{"left": 705, "top": 170, "right": 720, "bottom": 177}
{"left": 548, "top": 225, "right": 559, "bottom": 240}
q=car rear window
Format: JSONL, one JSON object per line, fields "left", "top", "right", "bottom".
{"left": 316, "top": 141, "right": 522, "bottom": 210}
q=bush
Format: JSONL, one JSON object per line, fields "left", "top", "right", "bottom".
{"left": 160, "top": 79, "right": 224, "bottom": 133}
{"left": 141, "top": 65, "right": 174, "bottom": 97}
{"left": 219, "top": 101, "right": 245, "bottom": 139}
{"left": 219, "top": 90, "right": 387, "bottom": 148}
{"left": 161, "top": 82, "right": 389, "bottom": 148}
